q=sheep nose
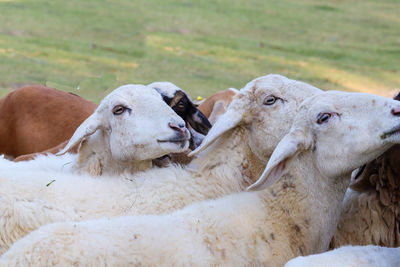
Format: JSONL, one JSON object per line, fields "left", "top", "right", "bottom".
{"left": 391, "top": 107, "right": 400, "bottom": 116}
{"left": 168, "top": 122, "right": 187, "bottom": 135}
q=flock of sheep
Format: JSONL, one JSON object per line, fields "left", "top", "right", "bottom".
{"left": 0, "top": 74, "right": 398, "bottom": 266}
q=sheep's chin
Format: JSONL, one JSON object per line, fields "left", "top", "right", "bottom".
{"left": 157, "top": 139, "right": 189, "bottom": 152}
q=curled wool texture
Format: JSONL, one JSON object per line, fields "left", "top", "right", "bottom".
{"left": 331, "top": 145, "right": 400, "bottom": 248}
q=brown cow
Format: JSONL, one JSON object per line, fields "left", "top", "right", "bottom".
{"left": 0, "top": 85, "right": 97, "bottom": 158}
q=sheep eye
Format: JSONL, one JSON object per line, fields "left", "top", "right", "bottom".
{"left": 263, "top": 95, "right": 277, "bottom": 105}
{"left": 316, "top": 113, "right": 332, "bottom": 124}
{"left": 112, "top": 105, "right": 126, "bottom": 115}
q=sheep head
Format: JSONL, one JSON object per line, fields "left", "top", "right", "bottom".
{"left": 248, "top": 91, "right": 400, "bottom": 191}
{"left": 350, "top": 91, "right": 400, "bottom": 192}
{"left": 190, "top": 74, "right": 322, "bottom": 159}
{"left": 58, "top": 84, "right": 190, "bottom": 162}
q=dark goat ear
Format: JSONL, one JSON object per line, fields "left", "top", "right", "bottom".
{"left": 186, "top": 109, "right": 212, "bottom": 135}
{"left": 394, "top": 92, "right": 400, "bottom": 101}
{"left": 170, "top": 91, "right": 212, "bottom": 135}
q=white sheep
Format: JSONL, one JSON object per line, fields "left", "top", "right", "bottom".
{"left": 285, "top": 245, "right": 400, "bottom": 267}
{"left": 0, "top": 74, "right": 321, "bottom": 254}
{"left": 3, "top": 90, "right": 400, "bottom": 266}
{"left": 0, "top": 84, "right": 190, "bottom": 176}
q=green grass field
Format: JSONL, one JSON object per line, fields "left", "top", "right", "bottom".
{"left": 0, "top": 0, "right": 399, "bottom": 103}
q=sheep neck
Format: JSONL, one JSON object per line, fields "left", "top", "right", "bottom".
{"left": 190, "top": 126, "right": 266, "bottom": 192}
{"left": 255, "top": 152, "right": 351, "bottom": 258}
{"left": 108, "top": 159, "right": 153, "bottom": 174}
{"left": 76, "top": 131, "right": 153, "bottom": 176}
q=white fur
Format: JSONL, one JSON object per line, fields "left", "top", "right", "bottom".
{"left": 3, "top": 91, "right": 400, "bottom": 266}
{"left": 0, "top": 74, "right": 321, "bottom": 254}
{"left": 0, "top": 153, "right": 76, "bottom": 172}
{"left": 285, "top": 245, "right": 400, "bottom": 267}
{"left": 148, "top": 81, "right": 181, "bottom": 99}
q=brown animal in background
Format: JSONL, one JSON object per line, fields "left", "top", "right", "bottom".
{"left": 197, "top": 88, "right": 238, "bottom": 124}
{"left": 0, "top": 85, "right": 97, "bottom": 158}
{"left": 14, "top": 139, "right": 71, "bottom": 162}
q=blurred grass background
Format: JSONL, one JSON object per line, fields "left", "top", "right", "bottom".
{"left": 0, "top": 0, "right": 399, "bottom": 103}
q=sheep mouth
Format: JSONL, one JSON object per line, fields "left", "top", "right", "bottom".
{"left": 157, "top": 137, "right": 188, "bottom": 148}
{"left": 380, "top": 124, "right": 400, "bottom": 140}
{"left": 157, "top": 137, "right": 188, "bottom": 143}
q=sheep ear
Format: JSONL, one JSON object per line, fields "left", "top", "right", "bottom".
{"left": 189, "top": 106, "right": 244, "bottom": 156}
{"left": 394, "top": 92, "right": 400, "bottom": 101}
{"left": 247, "top": 131, "right": 311, "bottom": 191}
{"left": 186, "top": 109, "right": 212, "bottom": 136}
{"left": 174, "top": 91, "right": 211, "bottom": 135}
{"left": 349, "top": 164, "right": 374, "bottom": 192}
{"left": 57, "top": 112, "right": 105, "bottom": 156}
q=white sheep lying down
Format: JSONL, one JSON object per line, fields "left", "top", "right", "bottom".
{"left": 3, "top": 91, "right": 400, "bottom": 266}
{"left": 285, "top": 245, "right": 400, "bottom": 267}
{"left": 0, "top": 74, "right": 321, "bottom": 254}
{"left": 0, "top": 84, "right": 190, "bottom": 176}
